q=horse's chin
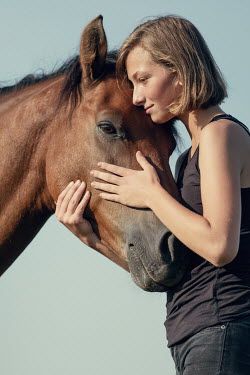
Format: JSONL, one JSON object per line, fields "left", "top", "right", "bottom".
{"left": 129, "top": 262, "right": 183, "bottom": 292}
{"left": 129, "top": 266, "right": 169, "bottom": 292}
{"left": 127, "top": 235, "right": 188, "bottom": 292}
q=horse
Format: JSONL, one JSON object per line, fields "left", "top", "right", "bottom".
{"left": 0, "top": 15, "right": 188, "bottom": 292}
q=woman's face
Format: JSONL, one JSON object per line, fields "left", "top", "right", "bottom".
{"left": 126, "top": 46, "right": 182, "bottom": 124}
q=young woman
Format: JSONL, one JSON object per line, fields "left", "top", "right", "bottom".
{"left": 55, "top": 16, "right": 250, "bottom": 374}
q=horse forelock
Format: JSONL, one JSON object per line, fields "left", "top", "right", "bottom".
{"left": 59, "top": 50, "right": 118, "bottom": 109}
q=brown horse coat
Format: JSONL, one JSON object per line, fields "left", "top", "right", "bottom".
{"left": 0, "top": 16, "right": 188, "bottom": 291}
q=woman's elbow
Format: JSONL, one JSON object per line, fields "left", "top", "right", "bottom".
{"left": 210, "top": 242, "right": 238, "bottom": 268}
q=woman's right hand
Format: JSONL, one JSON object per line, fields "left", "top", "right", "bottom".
{"left": 55, "top": 180, "right": 97, "bottom": 246}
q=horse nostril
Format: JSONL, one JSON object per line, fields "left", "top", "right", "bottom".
{"left": 129, "top": 243, "right": 135, "bottom": 248}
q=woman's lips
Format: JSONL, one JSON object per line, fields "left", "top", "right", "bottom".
{"left": 145, "top": 105, "right": 153, "bottom": 114}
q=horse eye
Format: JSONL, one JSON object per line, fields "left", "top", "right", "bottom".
{"left": 98, "top": 121, "right": 117, "bottom": 135}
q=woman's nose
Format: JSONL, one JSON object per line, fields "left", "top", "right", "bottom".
{"left": 132, "top": 88, "right": 145, "bottom": 106}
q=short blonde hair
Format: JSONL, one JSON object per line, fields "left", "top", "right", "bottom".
{"left": 116, "top": 15, "right": 227, "bottom": 115}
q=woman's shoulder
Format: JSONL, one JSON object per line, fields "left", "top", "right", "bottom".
{"left": 199, "top": 117, "right": 250, "bottom": 187}
{"left": 202, "top": 116, "right": 250, "bottom": 137}
{"left": 199, "top": 116, "right": 249, "bottom": 155}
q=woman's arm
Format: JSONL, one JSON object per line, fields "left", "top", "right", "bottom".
{"left": 148, "top": 121, "right": 244, "bottom": 267}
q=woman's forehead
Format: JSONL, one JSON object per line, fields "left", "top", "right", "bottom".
{"left": 126, "top": 47, "right": 154, "bottom": 76}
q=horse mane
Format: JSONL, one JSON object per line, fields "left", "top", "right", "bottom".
{"left": 0, "top": 50, "right": 117, "bottom": 101}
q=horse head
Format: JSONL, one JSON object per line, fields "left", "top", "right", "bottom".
{"left": 46, "top": 16, "right": 188, "bottom": 291}
{"left": 0, "top": 16, "right": 188, "bottom": 290}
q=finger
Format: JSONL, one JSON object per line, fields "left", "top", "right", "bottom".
{"left": 135, "top": 151, "right": 151, "bottom": 170}
{"left": 99, "top": 192, "right": 121, "bottom": 203}
{"left": 58, "top": 180, "right": 82, "bottom": 216}
{"left": 96, "top": 162, "right": 133, "bottom": 177}
{"left": 90, "top": 170, "right": 121, "bottom": 184}
{"left": 55, "top": 181, "right": 74, "bottom": 215}
{"left": 74, "top": 190, "right": 91, "bottom": 217}
{"left": 67, "top": 181, "right": 87, "bottom": 213}
{"left": 91, "top": 181, "right": 118, "bottom": 193}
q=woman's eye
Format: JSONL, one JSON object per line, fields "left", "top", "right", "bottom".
{"left": 138, "top": 77, "right": 148, "bottom": 83}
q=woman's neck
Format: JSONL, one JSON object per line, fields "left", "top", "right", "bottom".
{"left": 178, "top": 105, "right": 225, "bottom": 147}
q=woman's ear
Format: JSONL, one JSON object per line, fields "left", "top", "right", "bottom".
{"left": 174, "top": 73, "right": 183, "bottom": 87}
{"left": 173, "top": 73, "right": 183, "bottom": 93}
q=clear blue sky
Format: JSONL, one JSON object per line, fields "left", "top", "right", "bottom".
{"left": 0, "top": 1, "right": 249, "bottom": 374}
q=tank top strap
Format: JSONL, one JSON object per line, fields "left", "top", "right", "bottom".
{"left": 210, "top": 114, "right": 250, "bottom": 136}
{"left": 175, "top": 149, "right": 189, "bottom": 184}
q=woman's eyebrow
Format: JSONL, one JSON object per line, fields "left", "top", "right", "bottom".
{"left": 129, "top": 71, "right": 141, "bottom": 80}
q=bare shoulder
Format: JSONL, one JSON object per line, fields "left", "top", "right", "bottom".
{"left": 199, "top": 118, "right": 250, "bottom": 187}
{"left": 201, "top": 118, "right": 249, "bottom": 141}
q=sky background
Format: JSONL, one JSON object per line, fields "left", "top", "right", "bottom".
{"left": 0, "top": 1, "right": 249, "bottom": 374}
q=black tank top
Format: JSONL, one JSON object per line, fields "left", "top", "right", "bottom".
{"left": 165, "top": 114, "right": 250, "bottom": 347}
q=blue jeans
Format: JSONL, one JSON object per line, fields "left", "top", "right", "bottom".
{"left": 170, "top": 316, "right": 250, "bottom": 374}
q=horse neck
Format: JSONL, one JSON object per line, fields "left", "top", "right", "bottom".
{"left": 0, "top": 77, "right": 64, "bottom": 274}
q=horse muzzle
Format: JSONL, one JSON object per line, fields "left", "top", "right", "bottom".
{"left": 126, "top": 228, "right": 189, "bottom": 292}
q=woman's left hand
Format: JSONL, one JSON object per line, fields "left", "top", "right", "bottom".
{"left": 90, "top": 151, "right": 161, "bottom": 208}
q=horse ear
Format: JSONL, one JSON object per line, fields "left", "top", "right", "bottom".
{"left": 79, "top": 15, "right": 107, "bottom": 86}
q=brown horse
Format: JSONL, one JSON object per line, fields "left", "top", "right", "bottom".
{"left": 0, "top": 15, "right": 188, "bottom": 291}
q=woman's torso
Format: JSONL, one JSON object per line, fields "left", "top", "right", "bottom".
{"left": 165, "top": 114, "right": 250, "bottom": 347}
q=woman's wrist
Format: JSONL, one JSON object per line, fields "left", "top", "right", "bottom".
{"left": 145, "top": 183, "right": 164, "bottom": 209}
{"left": 79, "top": 232, "right": 100, "bottom": 248}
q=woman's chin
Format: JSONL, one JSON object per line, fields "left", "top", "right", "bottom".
{"left": 150, "top": 112, "right": 174, "bottom": 124}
